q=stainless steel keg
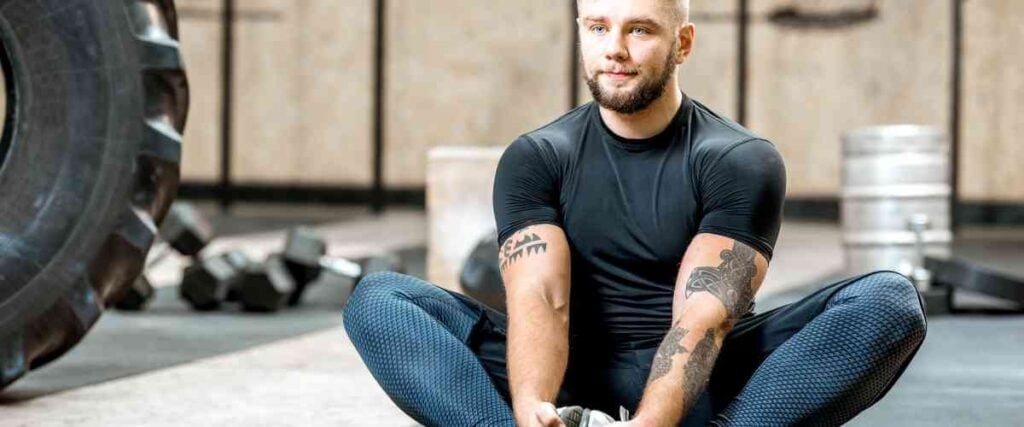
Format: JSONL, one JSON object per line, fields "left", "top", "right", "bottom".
{"left": 841, "top": 125, "right": 952, "bottom": 287}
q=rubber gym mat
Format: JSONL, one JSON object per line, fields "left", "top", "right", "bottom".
{"left": 0, "top": 247, "right": 426, "bottom": 402}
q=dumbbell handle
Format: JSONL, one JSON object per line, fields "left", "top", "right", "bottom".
{"left": 320, "top": 257, "right": 362, "bottom": 279}
{"left": 145, "top": 241, "right": 173, "bottom": 269}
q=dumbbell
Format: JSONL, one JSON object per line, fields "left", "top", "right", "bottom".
{"left": 249, "top": 254, "right": 366, "bottom": 310}
{"left": 317, "top": 257, "right": 362, "bottom": 309}
{"left": 283, "top": 253, "right": 401, "bottom": 309}
{"left": 180, "top": 251, "right": 250, "bottom": 311}
{"left": 224, "top": 227, "right": 337, "bottom": 312}
{"left": 281, "top": 227, "right": 328, "bottom": 305}
{"left": 160, "top": 202, "right": 213, "bottom": 256}
{"left": 278, "top": 227, "right": 404, "bottom": 306}
{"left": 182, "top": 250, "right": 296, "bottom": 313}
{"left": 221, "top": 250, "right": 251, "bottom": 302}
{"left": 112, "top": 202, "right": 214, "bottom": 311}
{"left": 114, "top": 275, "right": 156, "bottom": 311}
{"left": 239, "top": 254, "right": 298, "bottom": 312}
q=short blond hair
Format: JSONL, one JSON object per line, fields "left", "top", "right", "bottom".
{"left": 576, "top": 0, "right": 690, "bottom": 24}
{"left": 673, "top": 0, "right": 691, "bottom": 24}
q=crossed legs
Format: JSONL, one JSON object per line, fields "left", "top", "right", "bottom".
{"left": 343, "top": 271, "right": 926, "bottom": 427}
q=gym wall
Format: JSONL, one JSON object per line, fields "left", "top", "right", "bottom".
{"left": 178, "top": 0, "right": 375, "bottom": 186}
{"left": 961, "top": 0, "right": 1024, "bottom": 203}
{"left": 172, "top": 0, "right": 1023, "bottom": 208}
{"left": 679, "top": 0, "right": 741, "bottom": 117}
{"left": 232, "top": 0, "right": 375, "bottom": 186}
{"left": 747, "top": 0, "right": 951, "bottom": 198}
{"left": 178, "top": 0, "right": 222, "bottom": 182}
{"left": 382, "top": 1, "right": 573, "bottom": 187}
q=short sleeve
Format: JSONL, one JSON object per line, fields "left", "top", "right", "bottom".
{"left": 697, "top": 139, "right": 786, "bottom": 260}
{"left": 493, "top": 136, "right": 562, "bottom": 246}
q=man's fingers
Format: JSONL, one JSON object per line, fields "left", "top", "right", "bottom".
{"left": 534, "top": 402, "right": 564, "bottom": 427}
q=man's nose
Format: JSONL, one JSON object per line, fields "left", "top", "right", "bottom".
{"left": 603, "top": 32, "right": 628, "bottom": 61}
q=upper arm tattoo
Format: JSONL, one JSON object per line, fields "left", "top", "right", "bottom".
{"left": 499, "top": 228, "right": 549, "bottom": 272}
{"left": 684, "top": 241, "right": 758, "bottom": 319}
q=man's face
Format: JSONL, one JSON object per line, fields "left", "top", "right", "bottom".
{"left": 578, "top": 0, "right": 688, "bottom": 114}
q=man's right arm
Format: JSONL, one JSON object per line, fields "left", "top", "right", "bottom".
{"left": 500, "top": 223, "right": 572, "bottom": 427}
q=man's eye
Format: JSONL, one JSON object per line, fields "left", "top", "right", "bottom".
{"left": 631, "top": 27, "right": 650, "bottom": 35}
{"left": 590, "top": 25, "right": 606, "bottom": 35}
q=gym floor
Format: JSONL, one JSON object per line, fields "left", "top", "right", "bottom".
{"left": 0, "top": 203, "right": 1021, "bottom": 426}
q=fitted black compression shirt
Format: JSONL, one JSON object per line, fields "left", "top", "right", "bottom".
{"left": 493, "top": 94, "right": 786, "bottom": 348}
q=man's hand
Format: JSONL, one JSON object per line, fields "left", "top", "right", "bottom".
{"left": 606, "top": 411, "right": 658, "bottom": 427}
{"left": 518, "top": 400, "right": 565, "bottom": 427}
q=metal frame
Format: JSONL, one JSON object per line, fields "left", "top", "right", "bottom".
{"left": 219, "top": 0, "right": 234, "bottom": 209}
{"left": 950, "top": 0, "right": 963, "bottom": 232}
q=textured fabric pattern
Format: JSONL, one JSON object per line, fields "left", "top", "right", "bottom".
{"left": 344, "top": 271, "right": 925, "bottom": 427}
{"left": 712, "top": 271, "right": 927, "bottom": 426}
{"left": 343, "top": 272, "right": 515, "bottom": 427}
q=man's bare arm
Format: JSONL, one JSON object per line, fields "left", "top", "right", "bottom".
{"left": 500, "top": 224, "right": 572, "bottom": 427}
{"left": 632, "top": 233, "right": 768, "bottom": 426}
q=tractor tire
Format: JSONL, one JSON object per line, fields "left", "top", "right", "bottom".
{"left": 0, "top": 0, "right": 188, "bottom": 389}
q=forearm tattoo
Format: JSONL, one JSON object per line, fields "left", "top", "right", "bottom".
{"left": 499, "top": 228, "right": 548, "bottom": 272}
{"left": 682, "top": 328, "right": 718, "bottom": 402}
{"left": 646, "top": 326, "right": 721, "bottom": 408}
{"left": 647, "top": 321, "right": 689, "bottom": 385}
{"left": 684, "top": 241, "right": 758, "bottom": 319}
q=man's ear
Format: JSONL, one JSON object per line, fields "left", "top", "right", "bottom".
{"left": 676, "top": 23, "right": 696, "bottom": 64}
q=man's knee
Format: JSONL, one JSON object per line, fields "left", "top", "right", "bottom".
{"left": 343, "top": 271, "right": 416, "bottom": 340}
{"left": 849, "top": 271, "right": 927, "bottom": 345}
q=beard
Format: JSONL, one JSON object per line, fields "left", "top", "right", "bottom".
{"left": 584, "top": 46, "right": 677, "bottom": 115}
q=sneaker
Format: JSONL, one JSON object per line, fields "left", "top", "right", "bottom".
{"left": 556, "top": 406, "right": 618, "bottom": 427}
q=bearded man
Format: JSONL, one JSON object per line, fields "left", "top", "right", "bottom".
{"left": 344, "top": 1, "right": 926, "bottom": 425}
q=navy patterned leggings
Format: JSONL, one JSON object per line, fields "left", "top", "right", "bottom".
{"left": 343, "top": 271, "right": 926, "bottom": 426}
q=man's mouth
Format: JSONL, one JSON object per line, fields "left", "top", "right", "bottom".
{"left": 602, "top": 70, "right": 637, "bottom": 80}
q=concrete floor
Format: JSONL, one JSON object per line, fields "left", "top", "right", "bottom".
{"left": 0, "top": 205, "right": 1022, "bottom": 426}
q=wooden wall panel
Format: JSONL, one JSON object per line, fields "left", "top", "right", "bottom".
{"left": 231, "top": 0, "right": 374, "bottom": 185}
{"left": 159, "top": 1, "right": 1024, "bottom": 204}
{"left": 961, "top": 0, "right": 1024, "bottom": 201}
{"left": 177, "top": 0, "right": 223, "bottom": 182}
{"left": 383, "top": 1, "right": 573, "bottom": 187}
{"left": 680, "top": 0, "right": 738, "bottom": 116}
{"left": 748, "top": 0, "right": 951, "bottom": 197}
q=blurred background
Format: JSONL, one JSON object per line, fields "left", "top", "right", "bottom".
{"left": 2, "top": 0, "right": 1022, "bottom": 425}
{"left": 171, "top": 0, "right": 1019, "bottom": 218}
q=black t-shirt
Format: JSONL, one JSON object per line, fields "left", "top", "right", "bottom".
{"left": 493, "top": 95, "right": 786, "bottom": 347}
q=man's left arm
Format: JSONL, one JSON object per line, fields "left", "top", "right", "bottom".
{"left": 628, "top": 232, "right": 769, "bottom": 426}
{"left": 621, "top": 138, "right": 783, "bottom": 426}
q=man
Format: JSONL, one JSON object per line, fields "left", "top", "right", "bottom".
{"left": 344, "top": 0, "right": 927, "bottom": 425}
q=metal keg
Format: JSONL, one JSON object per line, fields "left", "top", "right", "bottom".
{"left": 841, "top": 125, "right": 952, "bottom": 287}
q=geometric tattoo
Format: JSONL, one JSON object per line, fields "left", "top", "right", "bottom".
{"left": 684, "top": 241, "right": 758, "bottom": 319}
{"left": 647, "top": 321, "right": 689, "bottom": 385}
{"left": 499, "top": 228, "right": 548, "bottom": 272}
